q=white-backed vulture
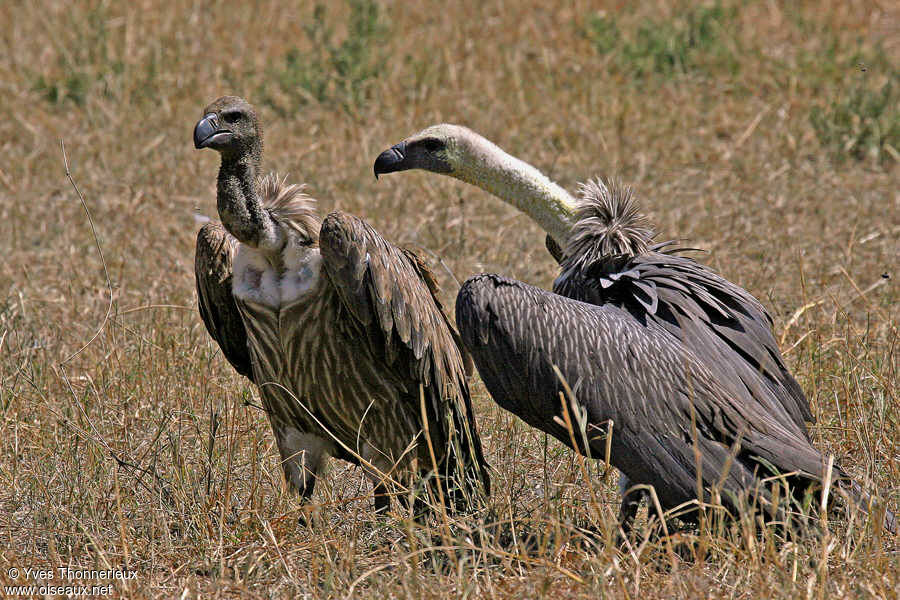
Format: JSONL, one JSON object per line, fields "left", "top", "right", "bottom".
{"left": 373, "top": 125, "right": 895, "bottom": 534}
{"left": 194, "top": 102, "right": 490, "bottom": 517}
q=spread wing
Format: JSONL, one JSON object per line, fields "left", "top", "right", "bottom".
{"left": 457, "top": 274, "right": 828, "bottom": 511}
{"left": 554, "top": 242, "right": 812, "bottom": 438}
{"left": 195, "top": 222, "right": 254, "bottom": 381}
{"left": 318, "top": 211, "right": 490, "bottom": 496}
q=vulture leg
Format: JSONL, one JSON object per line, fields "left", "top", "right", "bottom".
{"left": 372, "top": 483, "right": 390, "bottom": 514}
{"left": 617, "top": 474, "right": 645, "bottom": 542}
{"left": 275, "top": 427, "right": 332, "bottom": 503}
{"left": 410, "top": 470, "right": 436, "bottom": 522}
{"left": 388, "top": 469, "right": 434, "bottom": 523}
{"left": 360, "top": 441, "right": 402, "bottom": 515}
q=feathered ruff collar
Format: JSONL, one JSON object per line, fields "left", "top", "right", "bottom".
{"left": 257, "top": 173, "right": 321, "bottom": 245}
{"left": 559, "top": 177, "right": 654, "bottom": 274}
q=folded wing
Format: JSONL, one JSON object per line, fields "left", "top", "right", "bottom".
{"left": 195, "top": 222, "right": 254, "bottom": 381}
{"left": 555, "top": 243, "right": 812, "bottom": 439}
{"left": 458, "top": 273, "right": 826, "bottom": 512}
{"left": 319, "top": 211, "right": 491, "bottom": 498}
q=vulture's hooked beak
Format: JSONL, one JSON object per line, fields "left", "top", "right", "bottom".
{"left": 373, "top": 141, "right": 408, "bottom": 179}
{"left": 193, "top": 113, "right": 233, "bottom": 149}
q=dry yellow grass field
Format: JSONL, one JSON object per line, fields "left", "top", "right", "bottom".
{"left": 1, "top": 0, "right": 898, "bottom": 597}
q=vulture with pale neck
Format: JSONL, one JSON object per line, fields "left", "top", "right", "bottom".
{"left": 374, "top": 125, "right": 895, "bottom": 534}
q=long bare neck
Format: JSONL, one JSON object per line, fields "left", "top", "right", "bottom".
{"left": 216, "top": 145, "right": 284, "bottom": 253}
{"left": 454, "top": 138, "right": 577, "bottom": 245}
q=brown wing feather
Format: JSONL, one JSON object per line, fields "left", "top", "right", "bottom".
{"left": 195, "top": 222, "right": 254, "bottom": 381}
{"left": 318, "top": 211, "right": 490, "bottom": 499}
{"left": 401, "top": 246, "right": 476, "bottom": 377}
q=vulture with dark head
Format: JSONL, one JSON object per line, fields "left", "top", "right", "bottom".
{"left": 193, "top": 100, "right": 490, "bottom": 517}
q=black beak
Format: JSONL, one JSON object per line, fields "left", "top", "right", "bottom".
{"left": 194, "top": 113, "right": 231, "bottom": 149}
{"left": 373, "top": 141, "right": 408, "bottom": 179}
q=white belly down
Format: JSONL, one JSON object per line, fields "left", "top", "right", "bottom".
{"left": 232, "top": 240, "right": 322, "bottom": 307}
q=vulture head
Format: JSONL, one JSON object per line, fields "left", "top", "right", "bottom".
{"left": 194, "top": 96, "right": 262, "bottom": 163}
{"left": 373, "top": 124, "right": 494, "bottom": 180}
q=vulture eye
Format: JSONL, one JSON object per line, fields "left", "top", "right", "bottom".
{"left": 419, "top": 139, "right": 443, "bottom": 152}
{"left": 222, "top": 111, "right": 241, "bottom": 124}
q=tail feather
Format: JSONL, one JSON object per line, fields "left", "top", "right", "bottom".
{"left": 440, "top": 387, "right": 492, "bottom": 513}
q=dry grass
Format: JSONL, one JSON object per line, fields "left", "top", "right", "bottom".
{"left": 1, "top": 0, "right": 898, "bottom": 597}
